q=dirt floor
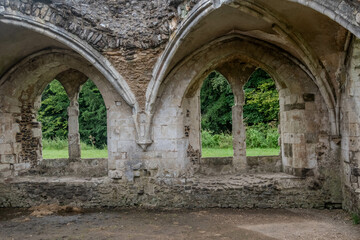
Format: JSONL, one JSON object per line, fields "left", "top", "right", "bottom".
{"left": 0, "top": 208, "right": 359, "bottom": 240}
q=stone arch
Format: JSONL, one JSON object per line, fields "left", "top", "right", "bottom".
{"left": 158, "top": 35, "right": 315, "bottom": 107}
{"left": 0, "top": 49, "right": 120, "bottom": 108}
{"left": 0, "top": 49, "right": 131, "bottom": 171}
{"left": 153, "top": 36, "right": 330, "bottom": 177}
{"left": 146, "top": 0, "right": 356, "bottom": 136}
{"left": 0, "top": 13, "right": 137, "bottom": 111}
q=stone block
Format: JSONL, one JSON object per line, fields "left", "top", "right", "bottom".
{"left": 0, "top": 163, "right": 9, "bottom": 172}
{"left": 305, "top": 102, "right": 316, "bottom": 111}
{"left": 349, "top": 124, "right": 360, "bottom": 137}
{"left": 144, "top": 159, "right": 159, "bottom": 170}
{"left": 133, "top": 170, "right": 141, "bottom": 177}
{"left": 108, "top": 170, "right": 123, "bottom": 179}
{"left": 13, "top": 162, "right": 30, "bottom": 171}
{"left": 115, "top": 160, "right": 126, "bottom": 170}
{"left": 0, "top": 154, "right": 15, "bottom": 164}
{"left": 0, "top": 144, "right": 12, "bottom": 155}
{"left": 305, "top": 133, "right": 317, "bottom": 143}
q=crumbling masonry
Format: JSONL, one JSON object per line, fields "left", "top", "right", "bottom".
{"left": 0, "top": 0, "right": 360, "bottom": 214}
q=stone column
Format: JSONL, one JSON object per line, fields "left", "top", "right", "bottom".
{"left": 232, "top": 96, "right": 246, "bottom": 170}
{"left": 68, "top": 95, "right": 81, "bottom": 160}
{"left": 56, "top": 69, "right": 88, "bottom": 161}
{"left": 217, "top": 61, "right": 256, "bottom": 171}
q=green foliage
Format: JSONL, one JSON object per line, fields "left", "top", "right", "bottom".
{"left": 42, "top": 137, "right": 105, "bottom": 151}
{"left": 244, "top": 69, "right": 279, "bottom": 126}
{"left": 200, "top": 69, "right": 279, "bottom": 134}
{"left": 200, "top": 71, "right": 234, "bottom": 134}
{"left": 201, "top": 130, "right": 233, "bottom": 149}
{"left": 37, "top": 80, "right": 70, "bottom": 139}
{"left": 201, "top": 125, "right": 279, "bottom": 149}
{"left": 78, "top": 80, "right": 107, "bottom": 148}
{"left": 246, "top": 124, "right": 279, "bottom": 148}
{"left": 42, "top": 137, "right": 68, "bottom": 150}
{"left": 200, "top": 68, "right": 280, "bottom": 151}
{"left": 352, "top": 213, "right": 360, "bottom": 225}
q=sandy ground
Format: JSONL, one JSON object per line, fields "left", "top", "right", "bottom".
{"left": 0, "top": 208, "right": 359, "bottom": 240}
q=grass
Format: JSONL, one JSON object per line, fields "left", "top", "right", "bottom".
{"left": 43, "top": 147, "right": 279, "bottom": 159}
{"left": 42, "top": 138, "right": 279, "bottom": 159}
{"left": 42, "top": 138, "right": 108, "bottom": 159}
{"left": 43, "top": 149, "right": 108, "bottom": 159}
{"left": 201, "top": 148, "right": 280, "bottom": 158}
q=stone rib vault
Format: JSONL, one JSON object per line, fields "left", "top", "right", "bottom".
{"left": 0, "top": 0, "right": 359, "bottom": 214}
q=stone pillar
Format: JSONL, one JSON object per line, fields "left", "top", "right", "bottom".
{"left": 56, "top": 69, "right": 88, "bottom": 161}
{"left": 217, "top": 61, "right": 256, "bottom": 171}
{"left": 68, "top": 95, "right": 81, "bottom": 160}
{"left": 232, "top": 94, "right": 247, "bottom": 170}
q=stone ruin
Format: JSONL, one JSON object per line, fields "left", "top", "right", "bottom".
{"left": 0, "top": 0, "right": 359, "bottom": 214}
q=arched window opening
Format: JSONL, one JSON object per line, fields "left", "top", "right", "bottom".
{"left": 38, "top": 80, "right": 70, "bottom": 159}
{"left": 200, "top": 71, "right": 234, "bottom": 157}
{"left": 38, "top": 79, "right": 108, "bottom": 160}
{"left": 244, "top": 69, "right": 280, "bottom": 156}
{"left": 78, "top": 79, "right": 108, "bottom": 158}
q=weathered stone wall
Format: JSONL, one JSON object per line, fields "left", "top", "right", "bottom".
{"left": 0, "top": 174, "right": 337, "bottom": 209}
{"left": 341, "top": 37, "right": 360, "bottom": 215}
{"left": 0, "top": 0, "right": 359, "bottom": 213}
{"left": 0, "top": 0, "right": 198, "bottom": 51}
{"left": 28, "top": 158, "right": 108, "bottom": 178}
{"left": 0, "top": 0, "right": 200, "bottom": 108}
{"left": 199, "top": 155, "right": 282, "bottom": 176}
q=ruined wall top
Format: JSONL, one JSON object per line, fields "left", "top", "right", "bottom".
{"left": 0, "top": 0, "right": 200, "bottom": 53}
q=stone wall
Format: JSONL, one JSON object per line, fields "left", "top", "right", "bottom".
{"left": 199, "top": 155, "right": 282, "bottom": 176}
{"left": 28, "top": 158, "right": 108, "bottom": 178}
{"left": 0, "top": 174, "right": 337, "bottom": 209}
{"left": 341, "top": 37, "right": 360, "bottom": 215}
{"left": 0, "top": 0, "right": 198, "bottom": 51}
{"left": 0, "top": 0, "right": 359, "bottom": 213}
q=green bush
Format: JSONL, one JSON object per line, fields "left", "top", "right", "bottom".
{"left": 201, "top": 130, "right": 232, "bottom": 149}
{"left": 42, "top": 138, "right": 106, "bottom": 151}
{"left": 78, "top": 80, "right": 107, "bottom": 148}
{"left": 42, "top": 138, "right": 68, "bottom": 150}
{"left": 352, "top": 213, "right": 360, "bottom": 225}
{"left": 201, "top": 124, "right": 279, "bottom": 149}
{"left": 37, "top": 80, "right": 69, "bottom": 140}
{"left": 246, "top": 124, "right": 279, "bottom": 148}
{"left": 200, "top": 72, "right": 234, "bottom": 134}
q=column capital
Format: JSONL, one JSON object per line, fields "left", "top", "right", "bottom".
{"left": 216, "top": 60, "right": 256, "bottom": 87}
{"left": 217, "top": 61, "right": 256, "bottom": 106}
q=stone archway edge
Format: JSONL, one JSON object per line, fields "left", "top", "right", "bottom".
{"left": 0, "top": 12, "right": 138, "bottom": 111}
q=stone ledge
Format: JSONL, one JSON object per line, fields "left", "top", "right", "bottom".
{"left": 22, "top": 158, "right": 108, "bottom": 178}
{"left": 0, "top": 173, "right": 333, "bottom": 209}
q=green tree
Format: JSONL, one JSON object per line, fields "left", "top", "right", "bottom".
{"left": 200, "top": 69, "right": 279, "bottom": 133}
{"left": 243, "top": 69, "right": 279, "bottom": 126}
{"left": 200, "top": 71, "right": 234, "bottom": 134}
{"left": 37, "top": 80, "right": 69, "bottom": 139}
{"left": 78, "top": 80, "right": 107, "bottom": 148}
